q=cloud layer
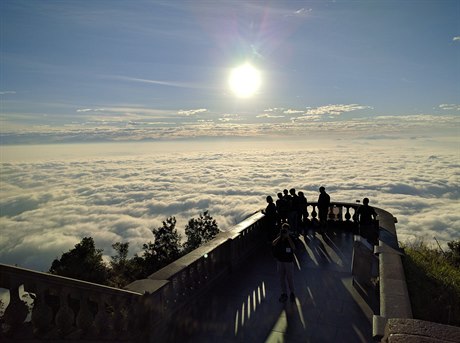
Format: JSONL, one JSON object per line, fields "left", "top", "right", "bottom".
{"left": 1, "top": 112, "right": 458, "bottom": 145}
{"left": 0, "top": 139, "right": 458, "bottom": 272}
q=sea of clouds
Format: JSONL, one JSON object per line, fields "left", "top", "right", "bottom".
{"left": 0, "top": 138, "right": 458, "bottom": 272}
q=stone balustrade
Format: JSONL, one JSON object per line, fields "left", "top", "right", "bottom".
{"left": 0, "top": 263, "right": 143, "bottom": 341}
{"left": 124, "top": 211, "right": 267, "bottom": 341}
{"left": 0, "top": 201, "right": 413, "bottom": 342}
{"left": 373, "top": 207, "right": 413, "bottom": 340}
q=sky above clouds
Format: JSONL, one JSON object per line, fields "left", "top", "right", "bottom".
{"left": 0, "top": 1, "right": 459, "bottom": 272}
{"left": 1, "top": 0, "right": 459, "bottom": 142}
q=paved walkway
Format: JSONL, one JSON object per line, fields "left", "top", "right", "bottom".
{"left": 170, "top": 228, "right": 377, "bottom": 343}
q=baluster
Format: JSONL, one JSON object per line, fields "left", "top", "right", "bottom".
{"left": 172, "top": 275, "right": 180, "bottom": 302}
{"left": 184, "top": 268, "right": 191, "bottom": 295}
{"left": 196, "top": 259, "right": 203, "bottom": 287}
{"left": 311, "top": 205, "right": 318, "bottom": 221}
{"left": 112, "top": 297, "right": 127, "bottom": 337}
{"left": 3, "top": 282, "right": 28, "bottom": 336}
{"left": 304, "top": 206, "right": 310, "bottom": 225}
{"left": 339, "top": 205, "right": 344, "bottom": 221}
{"left": 352, "top": 207, "right": 359, "bottom": 222}
{"left": 31, "top": 284, "right": 53, "bottom": 337}
{"left": 189, "top": 263, "right": 197, "bottom": 292}
{"left": 55, "top": 287, "right": 75, "bottom": 337}
{"left": 93, "top": 294, "right": 110, "bottom": 338}
{"left": 345, "top": 206, "right": 351, "bottom": 221}
{"left": 75, "top": 292, "right": 94, "bottom": 338}
{"left": 203, "top": 253, "right": 210, "bottom": 283}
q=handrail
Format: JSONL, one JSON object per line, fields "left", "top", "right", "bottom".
{"left": 124, "top": 210, "right": 266, "bottom": 341}
{"left": 0, "top": 263, "right": 143, "bottom": 341}
{"left": 0, "top": 201, "right": 411, "bottom": 342}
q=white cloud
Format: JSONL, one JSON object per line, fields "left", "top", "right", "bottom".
{"left": 283, "top": 109, "right": 304, "bottom": 115}
{"left": 178, "top": 108, "right": 208, "bottom": 116}
{"left": 305, "top": 104, "right": 373, "bottom": 116}
{"left": 264, "top": 107, "right": 285, "bottom": 112}
{"left": 0, "top": 139, "right": 458, "bottom": 272}
{"left": 256, "top": 114, "right": 285, "bottom": 119}
{"left": 439, "top": 104, "right": 460, "bottom": 111}
{"left": 0, "top": 91, "right": 16, "bottom": 95}
{"left": 76, "top": 108, "right": 105, "bottom": 113}
{"left": 219, "top": 113, "right": 241, "bottom": 122}
{"left": 292, "top": 114, "right": 322, "bottom": 122}
{"left": 453, "top": 36, "right": 460, "bottom": 42}
{"left": 1, "top": 112, "right": 458, "bottom": 145}
{"left": 294, "top": 8, "right": 312, "bottom": 16}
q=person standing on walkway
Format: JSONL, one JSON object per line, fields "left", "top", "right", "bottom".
{"left": 272, "top": 223, "right": 296, "bottom": 303}
{"left": 276, "top": 192, "right": 288, "bottom": 225}
{"left": 298, "top": 191, "right": 308, "bottom": 230}
{"left": 288, "top": 188, "right": 300, "bottom": 235}
{"left": 262, "top": 195, "right": 278, "bottom": 241}
{"left": 317, "top": 186, "right": 330, "bottom": 229}
{"left": 356, "top": 197, "right": 378, "bottom": 244}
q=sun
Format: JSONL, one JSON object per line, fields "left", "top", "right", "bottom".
{"left": 228, "top": 63, "right": 261, "bottom": 98}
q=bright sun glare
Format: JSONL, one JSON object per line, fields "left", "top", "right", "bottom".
{"left": 228, "top": 63, "right": 261, "bottom": 98}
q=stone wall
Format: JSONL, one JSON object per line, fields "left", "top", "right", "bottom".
{"left": 382, "top": 318, "right": 460, "bottom": 343}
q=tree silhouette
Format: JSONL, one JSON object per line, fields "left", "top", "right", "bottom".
{"left": 108, "top": 242, "right": 141, "bottom": 287}
{"left": 49, "top": 237, "right": 109, "bottom": 284}
{"left": 136, "top": 216, "right": 183, "bottom": 276}
{"left": 184, "top": 211, "right": 220, "bottom": 252}
{"left": 46, "top": 213, "right": 220, "bottom": 286}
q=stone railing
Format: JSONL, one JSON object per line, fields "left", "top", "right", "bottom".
{"left": 0, "top": 201, "right": 412, "bottom": 342}
{"left": 124, "top": 211, "right": 266, "bottom": 341}
{"left": 0, "top": 211, "right": 267, "bottom": 342}
{"left": 373, "top": 207, "right": 413, "bottom": 340}
{"left": 0, "top": 263, "right": 143, "bottom": 342}
{"left": 302, "top": 201, "right": 361, "bottom": 224}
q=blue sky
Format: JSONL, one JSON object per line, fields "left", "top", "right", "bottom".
{"left": 1, "top": 0, "right": 459, "bottom": 143}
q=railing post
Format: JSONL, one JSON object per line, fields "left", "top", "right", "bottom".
{"left": 2, "top": 281, "right": 28, "bottom": 336}
{"left": 75, "top": 292, "right": 94, "bottom": 337}
{"left": 55, "top": 287, "right": 74, "bottom": 337}
{"left": 31, "top": 284, "right": 53, "bottom": 336}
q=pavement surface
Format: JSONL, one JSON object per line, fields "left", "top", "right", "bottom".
{"left": 170, "top": 228, "right": 377, "bottom": 343}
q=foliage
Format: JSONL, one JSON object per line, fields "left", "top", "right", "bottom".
{"left": 135, "top": 216, "right": 183, "bottom": 277}
{"left": 49, "top": 237, "right": 109, "bottom": 285}
{"left": 48, "top": 212, "right": 219, "bottom": 287}
{"left": 184, "top": 211, "right": 220, "bottom": 252}
{"left": 108, "top": 242, "right": 142, "bottom": 288}
{"left": 402, "top": 240, "right": 460, "bottom": 326}
{"left": 446, "top": 239, "right": 460, "bottom": 268}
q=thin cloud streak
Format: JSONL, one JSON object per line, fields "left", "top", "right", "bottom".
{"left": 110, "top": 75, "right": 212, "bottom": 90}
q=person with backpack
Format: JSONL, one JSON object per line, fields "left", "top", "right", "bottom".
{"left": 272, "top": 223, "right": 296, "bottom": 303}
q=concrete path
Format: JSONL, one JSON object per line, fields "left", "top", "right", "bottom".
{"left": 171, "top": 228, "right": 377, "bottom": 343}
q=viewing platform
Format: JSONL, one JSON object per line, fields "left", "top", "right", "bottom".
{"left": 171, "top": 226, "right": 375, "bottom": 342}
{"left": 2, "top": 201, "right": 446, "bottom": 342}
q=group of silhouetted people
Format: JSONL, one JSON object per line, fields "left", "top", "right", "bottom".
{"left": 263, "top": 186, "right": 332, "bottom": 241}
{"left": 265, "top": 188, "right": 378, "bottom": 303}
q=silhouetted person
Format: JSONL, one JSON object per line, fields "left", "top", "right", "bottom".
{"left": 276, "top": 192, "right": 288, "bottom": 224}
{"left": 356, "top": 197, "right": 378, "bottom": 244}
{"left": 317, "top": 186, "right": 330, "bottom": 228}
{"left": 289, "top": 188, "right": 300, "bottom": 235}
{"left": 283, "top": 188, "right": 292, "bottom": 226}
{"left": 272, "top": 223, "right": 296, "bottom": 303}
{"left": 298, "top": 191, "right": 308, "bottom": 229}
{"left": 262, "top": 195, "right": 278, "bottom": 240}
